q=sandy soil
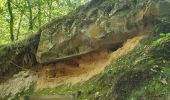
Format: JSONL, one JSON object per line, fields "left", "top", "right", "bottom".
{"left": 36, "top": 34, "right": 148, "bottom": 90}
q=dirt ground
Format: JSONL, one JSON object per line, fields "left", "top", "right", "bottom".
{"left": 36, "top": 34, "right": 148, "bottom": 90}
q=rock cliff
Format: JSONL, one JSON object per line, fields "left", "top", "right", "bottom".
{"left": 36, "top": 0, "right": 170, "bottom": 63}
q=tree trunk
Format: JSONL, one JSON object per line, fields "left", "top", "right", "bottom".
{"left": 38, "top": 0, "right": 41, "bottom": 28}
{"left": 27, "top": 0, "right": 33, "bottom": 30}
{"left": 16, "top": 13, "right": 23, "bottom": 40}
{"left": 7, "top": 0, "right": 14, "bottom": 41}
{"left": 47, "top": 0, "right": 53, "bottom": 21}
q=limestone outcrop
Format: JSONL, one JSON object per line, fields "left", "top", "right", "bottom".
{"left": 36, "top": 0, "right": 170, "bottom": 63}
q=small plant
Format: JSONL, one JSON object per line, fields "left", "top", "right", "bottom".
{"left": 160, "top": 33, "right": 170, "bottom": 38}
{"left": 152, "top": 33, "right": 170, "bottom": 47}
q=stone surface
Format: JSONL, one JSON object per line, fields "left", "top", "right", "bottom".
{"left": 0, "top": 71, "right": 37, "bottom": 99}
{"left": 36, "top": 0, "right": 170, "bottom": 63}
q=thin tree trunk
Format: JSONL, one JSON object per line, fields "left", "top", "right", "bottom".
{"left": 27, "top": 0, "right": 33, "bottom": 30}
{"left": 47, "top": 0, "right": 53, "bottom": 21}
{"left": 38, "top": 0, "right": 41, "bottom": 28}
{"left": 7, "top": 0, "right": 14, "bottom": 41}
{"left": 16, "top": 13, "right": 23, "bottom": 40}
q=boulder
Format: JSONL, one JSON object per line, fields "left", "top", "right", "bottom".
{"left": 36, "top": 0, "right": 170, "bottom": 64}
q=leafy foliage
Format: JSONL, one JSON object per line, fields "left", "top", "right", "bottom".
{"left": 152, "top": 33, "right": 170, "bottom": 47}
{"left": 0, "top": 0, "right": 90, "bottom": 45}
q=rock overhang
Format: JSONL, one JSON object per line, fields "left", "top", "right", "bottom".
{"left": 36, "top": 0, "right": 170, "bottom": 64}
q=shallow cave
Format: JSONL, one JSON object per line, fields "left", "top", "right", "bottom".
{"left": 107, "top": 42, "right": 124, "bottom": 52}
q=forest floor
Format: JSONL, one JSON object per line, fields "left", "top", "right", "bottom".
{"left": 0, "top": 35, "right": 146, "bottom": 99}
{"left": 24, "top": 33, "right": 169, "bottom": 100}
{"left": 1, "top": 34, "right": 170, "bottom": 100}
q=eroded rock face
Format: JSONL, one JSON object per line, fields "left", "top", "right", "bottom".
{"left": 36, "top": 0, "right": 170, "bottom": 64}
{"left": 0, "top": 71, "right": 37, "bottom": 99}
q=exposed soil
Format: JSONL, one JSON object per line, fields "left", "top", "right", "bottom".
{"left": 0, "top": 34, "right": 148, "bottom": 99}
{"left": 36, "top": 34, "right": 148, "bottom": 90}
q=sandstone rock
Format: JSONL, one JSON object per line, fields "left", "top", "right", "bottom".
{"left": 36, "top": 0, "right": 170, "bottom": 64}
